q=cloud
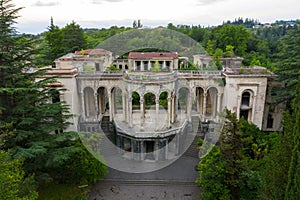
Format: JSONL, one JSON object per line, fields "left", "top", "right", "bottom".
{"left": 32, "top": 1, "right": 59, "bottom": 7}
{"left": 196, "top": 0, "right": 226, "bottom": 6}
{"left": 91, "top": 0, "right": 123, "bottom": 4}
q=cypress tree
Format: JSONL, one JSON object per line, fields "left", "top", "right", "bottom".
{"left": 276, "top": 29, "right": 300, "bottom": 102}
{"left": 285, "top": 81, "right": 300, "bottom": 199}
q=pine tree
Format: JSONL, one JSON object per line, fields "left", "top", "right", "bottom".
{"left": 44, "top": 17, "right": 65, "bottom": 66}
{"left": 0, "top": 0, "right": 76, "bottom": 180}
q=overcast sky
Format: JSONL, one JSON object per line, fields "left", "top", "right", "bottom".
{"left": 13, "top": 0, "right": 300, "bottom": 34}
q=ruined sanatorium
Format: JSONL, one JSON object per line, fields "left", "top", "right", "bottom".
{"left": 39, "top": 48, "right": 284, "bottom": 161}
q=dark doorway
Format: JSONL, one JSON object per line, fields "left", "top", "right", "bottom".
{"left": 145, "top": 141, "right": 154, "bottom": 153}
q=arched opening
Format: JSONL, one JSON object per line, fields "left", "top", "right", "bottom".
{"left": 84, "top": 87, "right": 96, "bottom": 118}
{"left": 143, "top": 92, "right": 157, "bottom": 129}
{"left": 131, "top": 91, "right": 141, "bottom": 127}
{"left": 206, "top": 87, "right": 218, "bottom": 118}
{"left": 145, "top": 92, "right": 156, "bottom": 108}
{"left": 178, "top": 87, "right": 189, "bottom": 121}
{"left": 132, "top": 91, "right": 140, "bottom": 110}
{"left": 111, "top": 87, "right": 123, "bottom": 116}
{"left": 195, "top": 87, "right": 205, "bottom": 118}
{"left": 97, "top": 87, "right": 108, "bottom": 118}
{"left": 240, "top": 91, "right": 252, "bottom": 122}
{"left": 159, "top": 91, "right": 168, "bottom": 110}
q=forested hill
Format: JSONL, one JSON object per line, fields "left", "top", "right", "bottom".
{"left": 31, "top": 18, "right": 299, "bottom": 70}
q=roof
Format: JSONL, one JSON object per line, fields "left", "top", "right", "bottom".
{"left": 128, "top": 52, "right": 178, "bottom": 59}
{"left": 74, "top": 49, "right": 112, "bottom": 55}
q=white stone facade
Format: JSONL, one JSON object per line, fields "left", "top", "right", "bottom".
{"left": 42, "top": 49, "right": 284, "bottom": 160}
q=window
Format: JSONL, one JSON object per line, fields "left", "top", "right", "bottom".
{"left": 267, "top": 114, "right": 274, "bottom": 128}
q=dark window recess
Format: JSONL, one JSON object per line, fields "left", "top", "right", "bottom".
{"left": 95, "top": 63, "right": 100, "bottom": 71}
{"left": 267, "top": 114, "right": 274, "bottom": 128}
{"left": 241, "top": 92, "right": 250, "bottom": 106}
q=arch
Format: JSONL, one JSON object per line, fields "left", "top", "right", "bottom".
{"left": 131, "top": 91, "right": 141, "bottom": 110}
{"left": 194, "top": 87, "right": 205, "bottom": 118}
{"left": 84, "top": 87, "right": 96, "bottom": 118}
{"left": 240, "top": 89, "right": 254, "bottom": 122}
{"left": 97, "top": 87, "right": 108, "bottom": 118}
{"left": 206, "top": 87, "right": 218, "bottom": 118}
{"left": 111, "top": 87, "right": 123, "bottom": 116}
{"left": 177, "top": 87, "right": 190, "bottom": 121}
{"left": 144, "top": 92, "right": 156, "bottom": 109}
{"left": 159, "top": 91, "right": 168, "bottom": 110}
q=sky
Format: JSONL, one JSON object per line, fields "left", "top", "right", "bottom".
{"left": 12, "top": 0, "right": 300, "bottom": 34}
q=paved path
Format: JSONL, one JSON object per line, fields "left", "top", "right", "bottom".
{"left": 88, "top": 155, "right": 201, "bottom": 200}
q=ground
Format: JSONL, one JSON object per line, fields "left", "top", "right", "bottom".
{"left": 88, "top": 153, "right": 200, "bottom": 200}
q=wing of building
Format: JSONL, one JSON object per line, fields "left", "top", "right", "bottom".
{"left": 36, "top": 49, "right": 285, "bottom": 161}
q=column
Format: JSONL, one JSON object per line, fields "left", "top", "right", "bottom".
{"left": 237, "top": 95, "right": 241, "bottom": 120}
{"left": 140, "top": 141, "right": 144, "bottom": 160}
{"left": 122, "top": 93, "right": 127, "bottom": 122}
{"left": 131, "top": 139, "right": 134, "bottom": 159}
{"left": 129, "top": 96, "right": 133, "bottom": 128}
{"left": 251, "top": 95, "right": 257, "bottom": 123}
{"left": 163, "top": 61, "right": 166, "bottom": 70}
{"left": 148, "top": 60, "right": 151, "bottom": 71}
{"left": 98, "top": 92, "right": 102, "bottom": 116}
{"left": 140, "top": 99, "right": 145, "bottom": 130}
{"left": 175, "top": 92, "right": 178, "bottom": 122}
{"left": 81, "top": 91, "right": 85, "bottom": 120}
{"left": 165, "top": 141, "right": 169, "bottom": 160}
{"left": 217, "top": 93, "right": 222, "bottom": 122}
{"left": 94, "top": 93, "right": 99, "bottom": 120}
{"left": 202, "top": 91, "right": 207, "bottom": 121}
{"left": 134, "top": 61, "right": 136, "bottom": 71}
{"left": 199, "top": 90, "right": 203, "bottom": 120}
{"left": 155, "top": 98, "right": 159, "bottom": 130}
{"left": 141, "top": 60, "right": 144, "bottom": 71}
{"left": 213, "top": 92, "right": 217, "bottom": 118}
{"left": 108, "top": 91, "right": 113, "bottom": 122}
{"left": 187, "top": 90, "right": 192, "bottom": 122}
{"left": 171, "top": 94, "right": 175, "bottom": 123}
{"left": 167, "top": 97, "right": 171, "bottom": 127}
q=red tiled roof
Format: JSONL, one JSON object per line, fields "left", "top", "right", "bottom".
{"left": 74, "top": 49, "right": 112, "bottom": 55}
{"left": 128, "top": 52, "right": 178, "bottom": 59}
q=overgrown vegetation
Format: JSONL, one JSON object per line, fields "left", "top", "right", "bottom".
{"left": 1, "top": 0, "right": 300, "bottom": 198}
{"left": 0, "top": 1, "right": 106, "bottom": 199}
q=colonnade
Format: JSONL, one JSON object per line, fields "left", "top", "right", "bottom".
{"left": 81, "top": 86, "right": 223, "bottom": 125}
{"left": 133, "top": 60, "right": 172, "bottom": 71}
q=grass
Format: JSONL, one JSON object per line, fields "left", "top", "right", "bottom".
{"left": 37, "top": 183, "right": 92, "bottom": 200}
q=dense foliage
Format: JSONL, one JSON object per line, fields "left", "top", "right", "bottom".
{"left": 2, "top": 0, "right": 300, "bottom": 198}
{"left": 0, "top": 1, "right": 106, "bottom": 199}
{"left": 196, "top": 110, "right": 265, "bottom": 200}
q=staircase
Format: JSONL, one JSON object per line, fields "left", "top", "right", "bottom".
{"left": 100, "top": 116, "right": 110, "bottom": 135}
{"left": 182, "top": 116, "right": 202, "bottom": 158}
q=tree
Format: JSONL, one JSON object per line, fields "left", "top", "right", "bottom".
{"left": 151, "top": 60, "right": 161, "bottom": 72}
{"left": 196, "top": 145, "right": 231, "bottom": 200}
{"left": 213, "top": 48, "right": 223, "bottom": 70}
{"left": 285, "top": 81, "right": 300, "bottom": 199}
{"left": 275, "top": 29, "right": 300, "bottom": 101}
{"left": 43, "top": 19, "right": 86, "bottom": 66}
{"left": 0, "top": 0, "right": 85, "bottom": 182}
{"left": 44, "top": 17, "right": 65, "bottom": 66}
{"left": 206, "top": 40, "right": 214, "bottom": 56}
{"left": 61, "top": 21, "right": 86, "bottom": 53}
{"left": 213, "top": 24, "right": 250, "bottom": 56}
{"left": 0, "top": 150, "right": 38, "bottom": 200}
{"left": 197, "top": 109, "right": 264, "bottom": 200}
